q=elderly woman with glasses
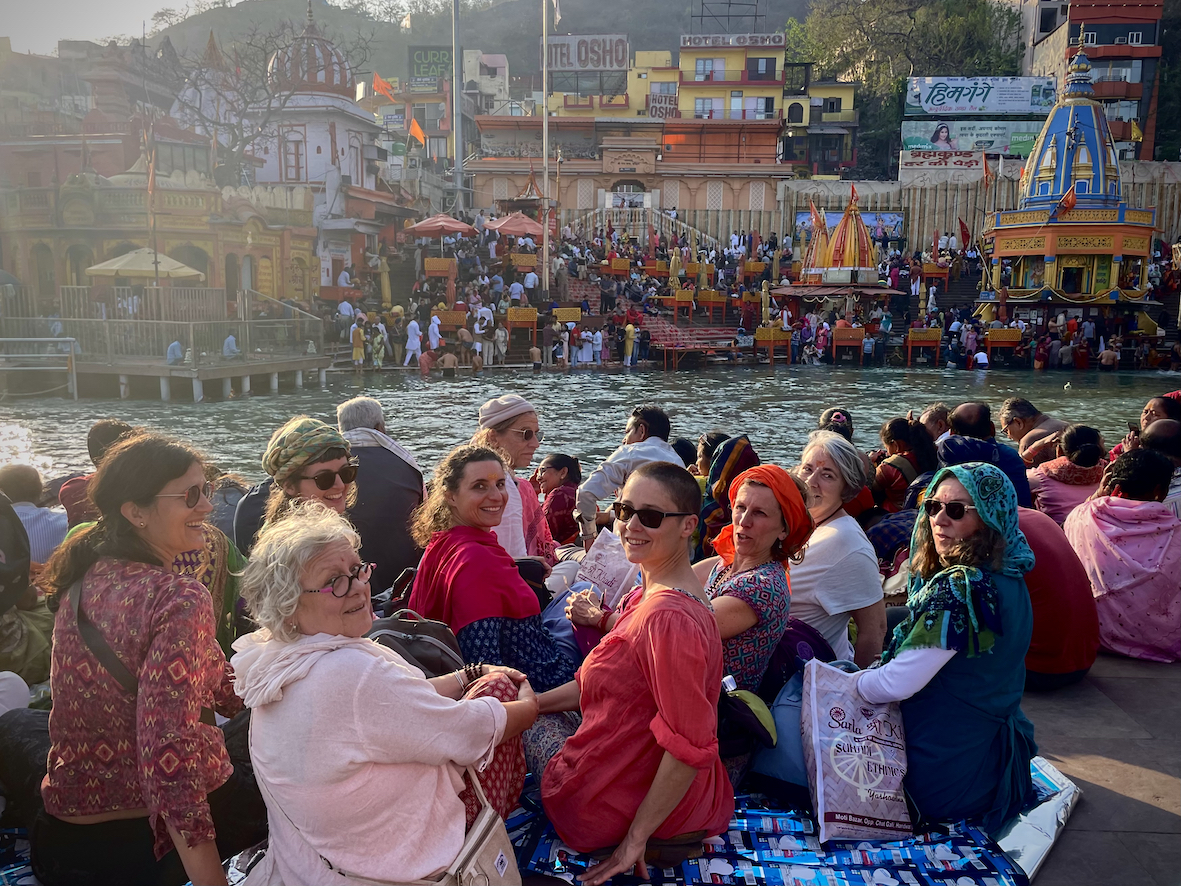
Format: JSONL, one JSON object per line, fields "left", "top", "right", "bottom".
{"left": 260, "top": 416, "right": 357, "bottom": 527}
{"left": 407, "top": 445, "right": 577, "bottom": 692}
{"left": 855, "top": 463, "right": 1037, "bottom": 834}
{"left": 232, "top": 502, "right": 538, "bottom": 885}
{"left": 471, "top": 394, "right": 556, "bottom": 563}
{"left": 33, "top": 433, "right": 264, "bottom": 886}
{"left": 790, "top": 431, "right": 887, "bottom": 667}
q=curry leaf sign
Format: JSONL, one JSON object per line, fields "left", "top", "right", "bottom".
{"left": 545, "top": 35, "right": 629, "bottom": 72}
{"left": 410, "top": 46, "right": 452, "bottom": 79}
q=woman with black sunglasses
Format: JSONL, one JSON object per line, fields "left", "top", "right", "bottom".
{"left": 527, "top": 461, "right": 734, "bottom": 886}
{"left": 855, "top": 462, "right": 1037, "bottom": 835}
{"left": 260, "top": 416, "right": 357, "bottom": 526}
{"left": 30, "top": 432, "right": 265, "bottom": 886}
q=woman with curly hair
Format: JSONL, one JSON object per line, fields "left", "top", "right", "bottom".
{"left": 407, "top": 445, "right": 577, "bottom": 692}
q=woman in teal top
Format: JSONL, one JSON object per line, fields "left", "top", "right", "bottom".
{"left": 856, "top": 462, "right": 1037, "bottom": 834}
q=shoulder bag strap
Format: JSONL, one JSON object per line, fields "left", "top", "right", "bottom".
{"left": 70, "top": 578, "right": 138, "bottom": 695}
{"left": 69, "top": 578, "right": 216, "bottom": 726}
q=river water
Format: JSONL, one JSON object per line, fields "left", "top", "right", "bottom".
{"left": 2, "top": 366, "right": 1178, "bottom": 482}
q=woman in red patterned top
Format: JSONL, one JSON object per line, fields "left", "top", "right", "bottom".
{"left": 34, "top": 433, "right": 262, "bottom": 886}
{"left": 533, "top": 453, "right": 581, "bottom": 545}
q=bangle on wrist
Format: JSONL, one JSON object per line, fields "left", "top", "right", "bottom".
{"left": 453, "top": 671, "right": 467, "bottom": 694}
{"left": 596, "top": 610, "right": 612, "bottom": 633}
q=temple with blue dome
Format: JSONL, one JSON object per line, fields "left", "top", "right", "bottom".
{"left": 981, "top": 47, "right": 1157, "bottom": 317}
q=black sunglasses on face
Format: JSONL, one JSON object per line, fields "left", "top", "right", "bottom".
{"left": 298, "top": 463, "right": 359, "bottom": 490}
{"left": 156, "top": 482, "right": 214, "bottom": 509}
{"left": 612, "top": 502, "right": 695, "bottom": 529}
{"left": 922, "top": 500, "right": 978, "bottom": 520}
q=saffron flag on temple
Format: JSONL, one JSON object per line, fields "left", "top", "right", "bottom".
{"left": 1131, "top": 119, "right": 1144, "bottom": 142}
{"left": 850, "top": 183, "right": 859, "bottom": 203}
{"left": 959, "top": 218, "right": 971, "bottom": 249}
{"left": 408, "top": 118, "right": 427, "bottom": 146}
{"left": 400, "top": 13, "right": 411, "bottom": 30}
{"left": 1050, "top": 184, "right": 1077, "bottom": 218}
{"left": 982, "top": 152, "right": 994, "bottom": 188}
{"left": 373, "top": 72, "right": 396, "bottom": 102}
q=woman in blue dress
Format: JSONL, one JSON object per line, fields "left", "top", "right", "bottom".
{"left": 856, "top": 462, "right": 1037, "bottom": 834}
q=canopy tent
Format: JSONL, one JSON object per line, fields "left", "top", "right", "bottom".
{"left": 0, "top": 270, "right": 21, "bottom": 287}
{"left": 484, "top": 212, "right": 543, "bottom": 238}
{"left": 85, "top": 248, "right": 205, "bottom": 281}
{"left": 404, "top": 214, "right": 478, "bottom": 257}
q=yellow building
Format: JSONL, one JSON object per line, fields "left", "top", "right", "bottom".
{"left": 781, "top": 65, "right": 858, "bottom": 179}
{"left": 675, "top": 35, "right": 784, "bottom": 121}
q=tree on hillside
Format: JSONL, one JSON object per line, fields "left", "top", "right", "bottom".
{"left": 786, "top": 0, "right": 1023, "bottom": 179}
{"left": 164, "top": 19, "right": 373, "bottom": 186}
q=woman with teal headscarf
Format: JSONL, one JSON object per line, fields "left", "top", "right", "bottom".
{"left": 856, "top": 462, "right": 1037, "bottom": 834}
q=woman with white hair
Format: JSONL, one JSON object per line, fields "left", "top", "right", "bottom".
{"left": 232, "top": 501, "right": 538, "bottom": 885}
{"left": 472, "top": 394, "right": 556, "bottom": 563}
{"left": 791, "top": 430, "right": 887, "bottom": 667}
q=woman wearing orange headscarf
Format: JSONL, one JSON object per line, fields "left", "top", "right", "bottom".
{"left": 692, "top": 465, "right": 814, "bottom": 693}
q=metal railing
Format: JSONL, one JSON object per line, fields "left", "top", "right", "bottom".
{"left": 0, "top": 318, "right": 321, "bottom": 369}
{"left": 692, "top": 108, "right": 782, "bottom": 121}
{"left": 684, "top": 69, "right": 783, "bottom": 84}
{"left": 54, "top": 286, "right": 228, "bottom": 323}
{"left": 0, "top": 338, "right": 78, "bottom": 399}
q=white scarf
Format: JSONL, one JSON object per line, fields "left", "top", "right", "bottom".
{"left": 342, "top": 427, "right": 424, "bottom": 491}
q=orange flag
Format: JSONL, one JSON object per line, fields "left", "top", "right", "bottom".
{"left": 373, "top": 72, "right": 396, "bottom": 102}
{"left": 408, "top": 117, "right": 426, "bottom": 146}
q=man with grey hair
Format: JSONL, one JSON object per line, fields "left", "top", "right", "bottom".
{"left": 998, "top": 397, "right": 1069, "bottom": 464}
{"left": 337, "top": 396, "right": 425, "bottom": 593}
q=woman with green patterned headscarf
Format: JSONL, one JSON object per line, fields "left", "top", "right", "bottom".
{"left": 855, "top": 462, "right": 1037, "bottom": 835}
{"left": 262, "top": 416, "right": 357, "bottom": 527}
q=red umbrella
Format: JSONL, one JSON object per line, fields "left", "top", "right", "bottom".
{"left": 484, "top": 212, "right": 543, "bottom": 238}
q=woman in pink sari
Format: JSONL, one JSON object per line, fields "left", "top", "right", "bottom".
{"left": 1064, "top": 450, "right": 1181, "bottom": 663}
{"left": 1027, "top": 424, "right": 1106, "bottom": 525}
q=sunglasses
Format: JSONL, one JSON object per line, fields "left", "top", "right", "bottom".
{"left": 303, "top": 561, "right": 373, "bottom": 598}
{"left": 612, "top": 502, "right": 695, "bottom": 529}
{"left": 507, "top": 428, "right": 544, "bottom": 443}
{"left": 298, "top": 463, "right": 359, "bottom": 490}
{"left": 922, "top": 500, "right": 979, "bottom": 520}
{"left": 156, "top": 481, "right": 214, "bottom": 509}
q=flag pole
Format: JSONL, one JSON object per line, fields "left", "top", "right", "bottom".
{"left": 541, "top": 0, "right": 550, "bottom": 302}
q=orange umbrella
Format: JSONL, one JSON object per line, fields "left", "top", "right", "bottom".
{"left": 484, "top": 212, "right": 543, "bottom": 238}
{"left": 405, "top": 213, "right": 477, "bottom": 238}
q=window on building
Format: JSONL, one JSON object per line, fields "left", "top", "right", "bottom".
{"left": 824, "top": 96, "right": 842, "bottom": 113}
{"left": 743, "top": 96, "right": 775, "bottom": 119}
{"left": 694, "top": 58, "right": 727, "bottom": 81}
{"left": 1127, "top": 31, "right": 1142, "bottom": 45}
{"left": 694, "top": 97, "right": 722, "bottom": 119}
{"left": 1083, "top": 31, "right": 1097, "bottom": 45}
{"left": 1039, "top": 8, "right": 1057, "bottom": 32}
{"left": 787, "top": 101, "right": 805, "bottom": 123}
{"left": 427, "top": 136, "right": 448, "bottom": 160}
{"left": 650, "top": 81, "right": 677, "bottom": 95}
{"left": 747, "top": 57, "right": 776, "bottom": 80}
{"left": 283, "top": 137, "right": 304, "bottom": 182}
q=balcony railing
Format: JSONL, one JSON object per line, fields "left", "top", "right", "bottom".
{"left": 682, "top": 69, "right": 785, "bottom": 85}
{"left": 1092, "top": 79, "right": 1143, "bottom": 99}
{"left": 692, "top": 108, "right": 783, "bottom": 121}
{"left": 818, "top": 109, "right": 859, "bottom": 125}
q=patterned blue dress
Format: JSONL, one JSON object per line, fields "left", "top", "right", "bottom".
{"left": 706, "top": 560, "right": 791, "bottom": 692}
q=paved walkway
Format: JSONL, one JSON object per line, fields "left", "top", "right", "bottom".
{"left": 1022, "top": 652, "right": 1180, "bottom": 885}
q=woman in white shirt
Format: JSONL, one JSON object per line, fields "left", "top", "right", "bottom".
{"left": 791, "top": 430, "right": 887, "bottom": 666}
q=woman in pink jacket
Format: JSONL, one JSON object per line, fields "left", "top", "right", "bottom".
{"left": 1027, "top": 425, "right": 1105, "bottom": 525}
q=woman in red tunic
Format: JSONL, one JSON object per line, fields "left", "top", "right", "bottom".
{"left": 532, "top": 461, "right": 734, "bottom": 885}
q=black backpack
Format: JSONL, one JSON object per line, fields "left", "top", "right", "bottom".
{"left": 0, "top": 493, "right": 31, "bottom": 618}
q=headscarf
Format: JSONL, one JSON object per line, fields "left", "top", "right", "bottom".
{"left": 915, "top": 463, "right": 1034, "bottom": 580}
{"left": 697, "top": 435, "right": 760, "bottom": 558}
{"left": 711, "top": 465, "right": 813, "bottom": 567}
{"left": 882, "top": 462, "right": 1034, "bottom": 664}
{"left": 262, "top": 416, "right": 350, "bottom": 485}
{"left": 478, "top": 394, "right": 536, "bottom": 429}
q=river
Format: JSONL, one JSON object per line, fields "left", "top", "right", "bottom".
{"left": 1, "top": 366, "right": 1177, "bottom": 482}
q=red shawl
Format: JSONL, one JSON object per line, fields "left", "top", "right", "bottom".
{"left": 407, "top": 525, "right": 540, "bottom": 634}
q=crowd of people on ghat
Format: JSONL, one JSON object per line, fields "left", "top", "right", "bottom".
{"left": 0, "top": 388, "right": 1178, "bottom": 885}
{"left": 318, "top": 212, "right": 1180, "bottom": 375}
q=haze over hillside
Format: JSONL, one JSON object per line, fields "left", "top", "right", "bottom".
{"left": 157, "top": 0, "right": 810, "bottom": 77}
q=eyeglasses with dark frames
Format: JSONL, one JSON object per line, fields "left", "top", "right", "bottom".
{"left": 302, "top": 561, "right": 373, "bottom": 597}
{"left": 156, "top": 482, "right": 214, "bottom": 509}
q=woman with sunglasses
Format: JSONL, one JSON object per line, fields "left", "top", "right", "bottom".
{"left": 231, "top": 502, "right": 537, "bottom": 885}
{"left": 472, "top": 394, "right": 556, "bottom": 563}
{"left": 408, "top": 445, "right": 577, "bottom": 692}
{"left": 261, "top": 416, "right": 357, "bottom": 525}
{"left": 530, "top": 462, "right": 733, "bottom": 886}
{"left": 33, "top": 433, "right": 264, "bottom": 886}
{"left": 855, "top": 462, "right": 1037, "bottom": 835}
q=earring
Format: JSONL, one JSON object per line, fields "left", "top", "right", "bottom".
{"left": 140, "top": 522, "right": 146, "bottom": 527}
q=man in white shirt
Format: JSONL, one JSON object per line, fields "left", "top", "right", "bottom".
{"left": 403, "top": 317, "right": 422, "bottom": 366}
{"left": 337, "top": 266, "right": 353, "bottom": 288}
{"left": 523, "top": 269, "right": 539, "bottom": 304}
{"left": 0, "top": 466, "right": 67, "bottom": 563}
{"left": 575, "top": 405, "right": 683, "bottom": 550}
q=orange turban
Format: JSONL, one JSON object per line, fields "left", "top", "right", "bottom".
{"left": 711, "top": 465, "right": 813, "bottom": 567}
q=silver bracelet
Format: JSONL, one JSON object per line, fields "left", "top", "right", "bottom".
{"left": 453, "top": 671, "right": 467, "bottom": 694}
